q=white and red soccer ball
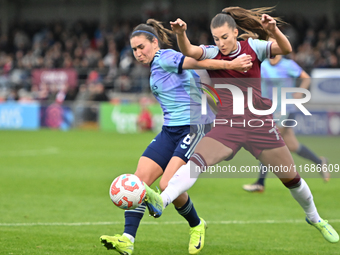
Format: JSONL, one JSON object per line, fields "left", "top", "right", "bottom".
{"left": 109, "top": 174, "right": 146, "bottom": 210}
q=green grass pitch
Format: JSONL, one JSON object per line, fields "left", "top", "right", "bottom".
{"left": 0, "top": 130, "right": 339, "bottom": 254}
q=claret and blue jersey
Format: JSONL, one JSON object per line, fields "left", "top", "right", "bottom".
{"left": 150, "top": 49, "right": 215, "bottom": 126}
{"left": 198, "top": 38, "right": 274, "bottom": 114}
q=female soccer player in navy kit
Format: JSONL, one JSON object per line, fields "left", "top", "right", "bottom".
{"left": 144, "top": 7, "right": 339, "bottom": 244}
{"left": 100, "top": 19, "right": 253, "bottom": 255}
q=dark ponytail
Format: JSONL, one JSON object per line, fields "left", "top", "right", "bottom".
{"left": 131, "top": 19, "right": 173, "bottom": 47}
{"left": 211, "top": 6, "right": 285, "bottom": 40}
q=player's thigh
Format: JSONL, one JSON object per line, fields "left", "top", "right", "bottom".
{"left": 279, "top": 127, "right": 300, "bottom": 152}
{"left": 194, "top": 137, "right": 233, "bottom": 165}
{"left": 136, "top": 128, "right": 176, "bottom": 185}
{"left": 159, "top": 126, "right": 200, "bottom": 190}
{"left": 134, "top": 156, "right": 163, "bottom": 186}
{"left": 258, "top": 145, "right": 297, "bottom": 182}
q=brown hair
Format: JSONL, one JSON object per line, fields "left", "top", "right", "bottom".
{"left": 131, "top": 19, "right": 173, "bottom": 47}
{"left": 211, "top": 6, "right": 285, "bottom": 40}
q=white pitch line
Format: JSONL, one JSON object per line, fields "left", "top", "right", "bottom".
{"left": 0, "top": 147, "right": 59, "bottom": 157}
{"left": 1, "top": 219, "right": 340, "bottom": 227}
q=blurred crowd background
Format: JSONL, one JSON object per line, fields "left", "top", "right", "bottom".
{"left": 0, "top": 1, "right": 339, "bottom": 104}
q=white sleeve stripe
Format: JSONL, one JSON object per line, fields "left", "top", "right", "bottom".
{"left": 199, "top": 45, "right": 206, "bottom": 60}
{"left": 199, "top": 45, "right": 219, "bottom": 60}
{"left": 267, "top": 41, "right": 273, "bottom": 59}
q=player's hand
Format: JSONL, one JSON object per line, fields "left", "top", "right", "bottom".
{"left": 261, "top": 14, "right": 277, "bottom": 32}
{"left": 170, "top": 18, "right": 187, "bottom": 35}
{"left": 229, "top": 54, "right": 253, "bottom": 72}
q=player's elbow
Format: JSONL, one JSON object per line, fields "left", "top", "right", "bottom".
{"left": 282, "top": 45, "right": 292, "bottom": 55}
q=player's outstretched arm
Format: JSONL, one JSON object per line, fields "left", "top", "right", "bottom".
{"left": 294, "top": 70, "right": 311, "bottom": 99}
{"left": 170, "top": 18, "right": 203, "bottom": 60}
{"left": 182, "top": 55, "right": 253, "bottom": 71}
{"left": 261, "top": 14, "right": 292, "bottom": 56}
{"left": 298, "top": 70, "right": 311, "bottom": 90}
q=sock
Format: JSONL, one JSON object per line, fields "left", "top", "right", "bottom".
{"left": 296, "top": 144, "right": 322, "bottom": 165}
{"left": 175, "top": 196, "right": 200, "bottom": 227}
{"left": 287, "top": 177, "right": 321, "bottom": 223}
{"left": 123, "top": 233, "right": 135, "bottom": 243}
{"left": 161, "top": 153, "right": 206, "bottom": 208}
{"left": 123, "top": 203, "right": 146, "bottom": 239}
{"left": 256, "top": 163, "right": 268, "bottom": 186}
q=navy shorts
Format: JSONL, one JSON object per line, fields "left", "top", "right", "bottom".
{"left": 142, "top": 124, "right": 212, "bottom": 171}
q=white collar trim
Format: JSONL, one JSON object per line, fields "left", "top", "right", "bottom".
{"left": 228, "top": 41, "right": 241, "bottom": 57}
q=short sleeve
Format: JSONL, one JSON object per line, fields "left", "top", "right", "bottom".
{"left": 248, "top": 38, "right": 272, "bottom": 62}
{"left": 198, "top": 45, "right": 219, "bottom": 60}
{"left": 287, "top": 60, "right": 302, "bottom": 78}
{"left": 158, "top": 50, "right": 185, "bottom": 74}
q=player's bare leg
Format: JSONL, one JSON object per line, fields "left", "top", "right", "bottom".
{"left": 158, "top": 137, "right": 233, "bottom": 209}
{"left": 280, "top": 127, "right": 330, "bottom": 182}
{"left": 194, "top": 137, "right": 233, "bottom": 166}
{"left": 259, "top": 146, "right": 339, "bottom": 243}
{"left": 159, "top": 156, "right": 207, "bottom": 254}
{"left": 101, "top": 157, "right": 163, "bottom": 254}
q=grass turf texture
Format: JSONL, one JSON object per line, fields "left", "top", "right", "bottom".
{"left": 0, "top": 130, "right": 339, "bottom": 255}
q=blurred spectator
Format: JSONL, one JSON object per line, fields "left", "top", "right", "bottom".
{"left": 130, "top": 60, "right": 150, "bottom": 93}
{"left": 137, "top": 97, "right": 153, "bottom": 132}
{"left": 114, "top": 74, "right": 132, "bottom": 92}
{"left": 0, "top": 13, "right": 338, "bottom": 101}
{"left": 90, "top": 83, "right": 109, "bottom": 102}
{"left": 6, "top": 87, "right": 19, "bottom": 101}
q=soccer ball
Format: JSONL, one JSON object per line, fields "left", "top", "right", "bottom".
{"left": 109, "top": 174, "right": 146, "bottom": 210}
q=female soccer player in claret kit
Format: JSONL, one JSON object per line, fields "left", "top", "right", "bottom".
{"left": 243, "top": 51, "right": 330, "bottom": 193}
{"left": 143, "top": 7, "right": 339, "bottom": 245}
{"left": 100, "top": 19, "right": 252, "bottom": 255}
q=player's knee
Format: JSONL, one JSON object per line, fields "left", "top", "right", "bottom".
{"left": 287, "top": 143, "right": 299, "bottom": 152}
{"left": 134, "top": 173, "right": 155, "bottom": 186}
{"left": 165, "top": 171, "right": 183, "bottom": 190}
{"left": 159, "top": 178, "right": 169, "bottom": 191}
{"left": 190, "top": 153, "right": 207, "bottom": 168}
{"left": 282, "top": 173, "right": 301, "bottom": 189}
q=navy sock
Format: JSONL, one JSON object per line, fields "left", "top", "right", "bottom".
{"left": 256, "top": 163, "right": 268, "bottom": 186}
{"left": 123, "top": 203, "right": 146, "bottom": 238}
{"left": 296, "top": 144, "right": 322, "bottom": 164}
{"left": 175, "top": 196, "right": 200, "bottom": 228}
